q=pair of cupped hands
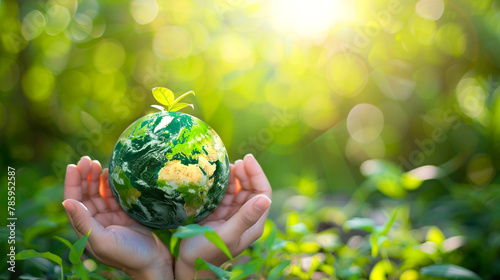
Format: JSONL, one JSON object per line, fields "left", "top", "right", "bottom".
{"left": 63, "top": 154, "right": 272, "bottom": 280}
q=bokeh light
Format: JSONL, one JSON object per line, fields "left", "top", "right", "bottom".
{"left": 130, "top": 0, "right": 159, "bottom": 25}
{"left": 93, "top": 40, "right": 126, "bottom": 73}
{"left": 327, "top": 53, "right": 369, "bottom": 98}
{"left": 21, "top": 65, "right": 54, "bottom": 102}
{"left": 153, "top": 26, "right": 192, "bottom": 60}
{"left": 347, "top": 104, "right": 384, "bottom": 144}
{"left": 415, "top": 0, "right": 444, "bottom": 21}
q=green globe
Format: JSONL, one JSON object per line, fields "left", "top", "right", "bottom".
{"left": 108, "top": 111, "right": 230, "bottom": 229}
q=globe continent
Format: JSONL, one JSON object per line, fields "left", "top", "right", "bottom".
{"left": 108, "top": 111, "right": 230, "bottom": 229}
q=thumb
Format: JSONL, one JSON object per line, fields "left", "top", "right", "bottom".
{"left": 62, "top": 199, "right": 105, "bottom": 240}
{"left": 224, "top": 195, "right": 271, "bottom": 237}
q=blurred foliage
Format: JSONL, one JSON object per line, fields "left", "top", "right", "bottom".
{"left": 1, "top": 0, "right": 500, "bottom": 279}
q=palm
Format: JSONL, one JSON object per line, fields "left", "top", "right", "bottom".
{"left": 202, "top": 161, "right": 271, "bottom": 223}
{"left": 177, "top": 156, "right": 272, "bottom": 274}
{"left": 64, "top": 157, "right": 172, "bottom": 272}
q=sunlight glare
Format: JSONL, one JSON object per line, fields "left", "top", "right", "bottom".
{"left": 269, "top": 0, "right": 356, "bottom": 42}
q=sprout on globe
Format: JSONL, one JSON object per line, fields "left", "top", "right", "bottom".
{"left": 108, "top": 87, "right": 230, "bottom": 229}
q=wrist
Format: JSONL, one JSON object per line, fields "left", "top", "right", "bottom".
{"left": 126, "top": 259, "right": 175, "bottom": 280}
{"left": 175, "top": 259, "right": 216, "bottom": 280}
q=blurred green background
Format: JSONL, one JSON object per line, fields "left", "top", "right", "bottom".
{"left": 1, "top": 0, "right": 500, "bottom": 279}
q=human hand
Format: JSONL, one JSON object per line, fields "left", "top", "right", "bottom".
{"left": 63, "top": 156, "right": 174, "bottom": 280}
{"left": 175, "top": 154, "right": 272, "bottom": 279}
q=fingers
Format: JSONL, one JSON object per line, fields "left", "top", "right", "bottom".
{"left": 242, "top": 154, "right": 272, "bottom": 198}
{"left": 62, "top": 199, "right": 106, "bottom": 241}
{"left": 233, "top": 159, "right": 250, "bottom": 191}
{"left": 221, "top": 194, "right": 271, "bottom": 246}
{"left": 76, "top": 157, "right": 92, "bottom": 200}
{"left": 65, "top": 157, "right": 109, "bottom": 216}
{"left": 64, "top": 164, "right": 83, "bottom": 201}
{"left": 87, "top": 160, "right": 113, "bottom": 214}
{"left": 88, "top": 160, "right": 103, "bottom": 197}
{"left": 99, "top": 168, "right": 122, "bottom": 211}
{"left": 225, "top": 164, "right": 238, "bottom": 195}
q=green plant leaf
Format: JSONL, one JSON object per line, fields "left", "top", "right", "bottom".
{"left": 151, "top": 228, "right": 173, "bottom": 246}
{"left": 174, "top": 224, "right": 214, "bottom": 239}
{"left": 378, "top": 207, "right": 399, "bottom": 236}
{"left": 267, "top": 260, "right": 290, "bottom": 280}
{"left": 24, "top": 219, "right": 58, "bottom": 246}
{"left": 55, "top": 230, "right": 90, "bottom": 266}
{"left": 426, "top": 226, "right": 446, "bottom": 245}
{"left": 152, "top": 87, "right": 175, "bottom": 107}
{"left": 75, "top": 263, "right": 89, "bottom": 280}
{"left": 174, "top": 224, "right": 232, "bottom": 260}
{"left": 230, "top": 260, "right": 260, "bottom": 280}
{"left": 170, "top": 90, "right": 195, "bottom": 108}
{"left": 420, "top": 264, "right": 482, "bottom": 280}
{"left": 54, "top": 236, "right": 77, "bottom": 261}
{"left": 168, "top": 234, "right": 180, "bottom": 260}
{"left": 194, "top": 257, "right": 233, "bottom": 280}
{"left": 169, "top": 102, "right": 194, "bottom": 112}
{"left": 204, "top": 231, "right": 233, "bottom": 260}
{"left": 343, "top": 218, "right": 375, "bottom": 233}
{"left": 89, "top": 272, "right": 108, "bottom": 280}
{"left": 266, "top": 222, "right": 277, "bottom": 251}
{"left": 16, "top": 250, "right": 63, "bottom": 280}
{"left": 370, "top": 234, "right": 378, "bottom": 257}
{"left": 72, "top": 230, "right": 91, "bottom": 265}
{"left": 288, "top": 223, "right": 309, "bottom": 236}
{"left": 150, "top": 104, "right": 165, "bottom": 111}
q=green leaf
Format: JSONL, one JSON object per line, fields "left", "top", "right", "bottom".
{"left": 426, "top": 226, "right": 446, "bottom": 245}
{"left": 174, "top": 224, "right": 232, "bottom": 260}
{"left": 378, "top": 207, "right": 399, "bottom": 236}
{"left": 151, "top": 228, "right": 173, "bottom": 246}
{"left": 370, "top": 234, "right": 378, "bottom": 257}
{"left": 420, "top": 264, "right": 482, "bottom": 280}
{"left": 267, "top": 260, "right": 290, "bottom": 280}
{"left": 266, "top": 222, "right": 277, "bottom": 251}
{"left": 169, "top": 102, "right": 194, "bottom": 112}
{"left": 24, "top": 219, "right": 58, "bottom": 246}
{"left": 288, "top": 223, "right": 309, "bottom": 236}
{"left": 170, "top": 90, "right": 195, "bottom": 108}
{"left": 370, "top": 260, "right": 395, "bottom": 280}
{"left": 152, "top": 87, "right": 175, "bottom": 107}
{"left": 55, "top": 230, "right": 90, "bottom": 266}
{"left": 343, "top": 218, "right": 376, "bottom": 233}
{"left": 16, "top": 250, "right": 63, "bottom": 280}
{"left": 171, "top": 235, "right": 180, "bottom": 260}
{"left": 194, "top": 257, "right": 232, "bottom": 280}
{"left": 230, "top": 260, "right": 261, "bottom": 280}
{"left": 54, "top": 236, "right": 77, "bottom": 261}
{"left": 150, "top": 104, "right": 165, "bottom": 111}
{"left": 71, "top": 230, "right": 91, "bottom": 265}
{"left": 204, "top": 231, "right": 233, "bottom": 260}
{"left": 89, "top": 272, "right": 108, "bottom": 280}
{"left": 75, "top": 263, "right": 89, "bottom": 280}
{"left": 174, "top": 224, "right": 214, "bottom": 239}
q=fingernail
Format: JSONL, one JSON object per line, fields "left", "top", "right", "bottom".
{"left": 234, "top": 159, "right": 243, "bottom": 165}
{"left": 253, "top": 195, "right": 271, "bottom": 212}
{"left": 62, "top": 199, "right": 75, "bottom": 214}
{"left": 244, "top": 153, "right": 254, "bottom": 159}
